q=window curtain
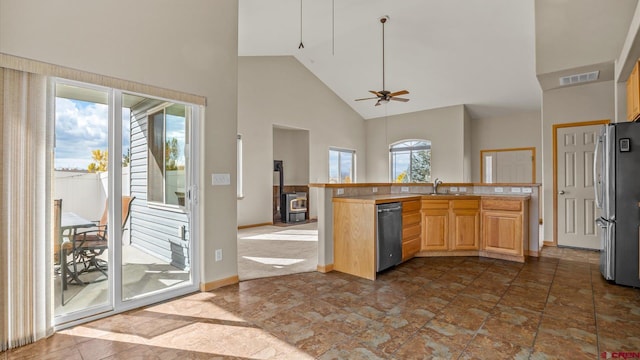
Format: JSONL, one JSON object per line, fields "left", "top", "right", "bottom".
{"left": 0, "top": 67, "right": 52, "bottom": 350}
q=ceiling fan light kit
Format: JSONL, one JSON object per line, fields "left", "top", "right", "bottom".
{"left": 355, "top": 15, "right": 410, "bottom": 106}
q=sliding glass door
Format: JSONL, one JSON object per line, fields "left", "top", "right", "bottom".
{"left": 52, "top": 80, "right": 199, "bottom": 326}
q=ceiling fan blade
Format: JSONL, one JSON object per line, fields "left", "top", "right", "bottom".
{"left": 369, "top": 90, "right": 383, "bottom": 96}
{"left": 355, "top": 97, "right": 379, "bottom": 101}
{"left": 389, "top": 90, "right": 409, "bottom": 97}
{"left": 390, "top": 97, "right": 410, "bottom": 102}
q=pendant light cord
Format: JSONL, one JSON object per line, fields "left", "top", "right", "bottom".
{"left": 382, "top": 18, "right": 386, "bottom": 91}
{"left": 332, "top": 0, "right": 335, "bottom": 55}
{"left": 298, "top": 0, "right": 304, "bottom": 49}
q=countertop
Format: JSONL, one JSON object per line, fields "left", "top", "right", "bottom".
{"left": 332, "top": 193, "right": 531, "bottom": 204}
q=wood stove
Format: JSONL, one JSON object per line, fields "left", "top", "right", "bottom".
{"left": 282, "top": 192, "right": 307, "bottom": 223}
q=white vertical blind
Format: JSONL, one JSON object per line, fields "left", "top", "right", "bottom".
{"left": 0, "top": 68, "right": 52, "bottom": 350}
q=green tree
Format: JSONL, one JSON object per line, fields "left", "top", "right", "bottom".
{"left": 122, "top": 148, "right": 131, "bottom": 167}
{"left": 165, "top": 138, "right": 180, "bottom": 170}
{"left": 87, "top": 149, "right": 108, "bottom": 172}
{"left": 410, "top": 150, "right": 431, "bottom": 182}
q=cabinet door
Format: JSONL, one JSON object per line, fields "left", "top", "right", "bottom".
{"left": 451, "top": 208, "right": 480, "bottom": 250}
{"left": 482, "top": 210, "right": 522, "bottom": 255}
{"left": 422, "top": 209, "right": 449, "bottom": 251}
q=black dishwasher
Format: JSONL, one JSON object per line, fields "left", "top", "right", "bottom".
{"left": 376, "top": 202, "right": 403, "bottom": 272}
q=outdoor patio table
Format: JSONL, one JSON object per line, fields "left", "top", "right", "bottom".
{"left": 60, "top": 212, "right": 96, "bottom": 297}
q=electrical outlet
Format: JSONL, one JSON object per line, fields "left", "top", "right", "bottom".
{"left": 511, "top": 187, "right": 521, "bottom": 193}
{"left": 522, "top": 188, "right": 532, "bottom": 194}
{"left": 401, "top": 187, "right": 409, "bottom": 192}
{"left": 337, "top": 188, "right": 344, "bottom": 195}
{"left": 372, "top": 187, "right": 378, "bottom": 193}
{"left": 450, "top": 187, "right": 458, "bottom": 192}
{"left": 215, "top": 249, "right": 222, "bottom": 262}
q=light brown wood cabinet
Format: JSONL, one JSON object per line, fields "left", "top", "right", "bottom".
{"left": 332, "top": 197, "right": 423, "bottom": 280}
{"left": 333, "top": 201, "right": 376, "bottom": 280}
{"left": 481, "top": 198, "right": 528, "bottom": 262}
{"left": 627, "top": 60, "right": 640, "bottom": 122}
{"left": 402, "top": 200, "right": 422, "bottom": 260}
{"left": 421, "top": 200, "right": 450, "bottom": 251}
{"left": 451, "top": 207, "right": 480, "bottom": 250}
{"left": 421, "top": 199, "right": 480, "bottom": 252}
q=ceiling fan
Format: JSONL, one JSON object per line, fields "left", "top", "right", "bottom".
{"left": 355, "top": 16, "right": 410, "bottom": 107}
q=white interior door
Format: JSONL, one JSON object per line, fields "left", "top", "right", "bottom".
{"left": 557, "top": 125, "right": 601, "bottom": 249}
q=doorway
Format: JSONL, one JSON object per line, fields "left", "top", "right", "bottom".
{"left": 553, "top": 120, "right": 609, "bottom": 249}
{"left": 272, "top": 126, "right": 310, "bottom": 225}
{"left": 52, "top": 79, "right": 200, "bottom": 326}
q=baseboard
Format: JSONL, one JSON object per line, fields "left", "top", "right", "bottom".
{"left": 317, "top": 264, "right": 334, "bottom": 273}
{"left": 200, "top": 275, "right": 239, "bottom": 292}
{"left": 525, "top": 250, "right": 540, "bottom": 257}
{"left": 543, "top": 240, "right": 556, "bottom": 247}
{"left": 238, "top": 222, "right": 273, "bottom": 229}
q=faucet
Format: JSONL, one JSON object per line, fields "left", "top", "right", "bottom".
{"left": 433, "top": 178, "right": 443, "bottom": 194}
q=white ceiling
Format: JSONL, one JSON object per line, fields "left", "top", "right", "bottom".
{"left": 238, "top": 0, "right": 542, "bottom": 120}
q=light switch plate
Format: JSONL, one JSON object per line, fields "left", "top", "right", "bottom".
{"left": 401, "top": 187, "right": 409, "bottom": 193}
{"left": 336, "top": 188, "right": 344, "bottom": 195}
{"left": 372, "top": 187, "right": 378, "bottom": 193}
{"left": 212, "top": 173, "right": 231, "bottom": 186}
{"left": 511, "top": 187, "right": 521, "bottom": 193}
{"left": 450, "top": 187, "right": 458, "bottom": 192}
{"left": 522, "top": 188, "right": 532, "bottom": 194}
{"left": 494, "top": 187, "right": 504, "bottom": 193}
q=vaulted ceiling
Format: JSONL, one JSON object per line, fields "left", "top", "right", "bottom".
{"left": 238, "top": 0, "right": 542, "bottom": 120}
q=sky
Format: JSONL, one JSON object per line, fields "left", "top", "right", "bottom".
{"left": 54, "top": 97, "right": 186, "bottom": 171}
{"left": 55, "top": 98, "right": 131, "bottom": 170}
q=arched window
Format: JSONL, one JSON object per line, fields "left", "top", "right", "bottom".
{"left": 390, "top": 140, "right": 431, "bottom": 183}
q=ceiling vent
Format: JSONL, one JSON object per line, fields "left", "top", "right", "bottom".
{"left": 559, "top": 71, "right": 600, "bottom": 86}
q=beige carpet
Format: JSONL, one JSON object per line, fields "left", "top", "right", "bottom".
{"left": 237, "top": 222, "right": 318, "bottom": 281}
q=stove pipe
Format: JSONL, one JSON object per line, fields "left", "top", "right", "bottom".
{"left": 274, "top": 160, "right": 284, "bottom": 220}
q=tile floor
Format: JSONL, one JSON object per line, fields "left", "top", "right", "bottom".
{"left": 4, "top": 247, "right": 640, "bottom": 359}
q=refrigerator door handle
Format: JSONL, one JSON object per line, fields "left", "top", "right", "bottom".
{"left": 594, "top": 133, "right": 602, "bottom": 208}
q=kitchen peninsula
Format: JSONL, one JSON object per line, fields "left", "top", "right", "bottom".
{"left": 309, "top": 183, "right": 541, "bottom": 280}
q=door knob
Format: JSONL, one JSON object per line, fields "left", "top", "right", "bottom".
{"left": 559, "top": 190, "right": 565, "bottom": 195}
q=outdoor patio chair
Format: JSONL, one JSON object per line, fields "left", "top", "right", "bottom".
{"left": 70, "top": 196, "right": 135, "bottom": 280}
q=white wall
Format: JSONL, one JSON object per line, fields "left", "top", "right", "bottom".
{"left": 463, "top": 108, "right": 472, "bottom": 183}
{"left": 470, "top": 110, "right": 542, "bottom": 183}
{"left": 238, "top": 56, "right": 365, "bottom": 227}
{"left": 273, "top": 127, "right": 309, "bottom": 186}
{"left": 541, "top": 81, "right": 614, "bottom": 242}
{"left": 1, "top": 0, "right": 239, "bottom": 285}
{"left": 365, "top": 105, "right": 468, "bottom": 183}
{"left": 535, "top": 0, "right": 638, "bottom": 75}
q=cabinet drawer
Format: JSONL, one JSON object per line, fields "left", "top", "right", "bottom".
{"left": 403, "top": 223, "right": 421, "bottom": 239}
{"left": 403, "top": 212, "right": 421, "bottom": 226}
{"left": 451, "top": 199, "right": 479, "bottom": 209}
{"left": 421, "top": 200, "right": 449, "bottom": 209}
{"left": 482, "top": 199, "right": 522, "bottom": 211}
{"left": 403, "top": 200, "right": 421, "bottom": 213}
{"left": 402, "top": 237, "right": 421, "bottom": 260}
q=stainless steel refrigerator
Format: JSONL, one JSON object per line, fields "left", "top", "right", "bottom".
{"left": 594, "top": 121, "right": 640, "bottom": 287}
